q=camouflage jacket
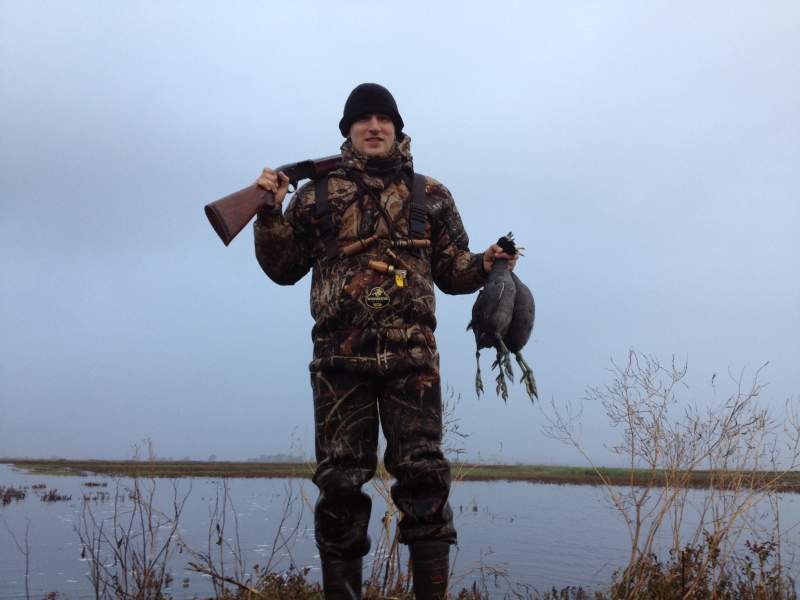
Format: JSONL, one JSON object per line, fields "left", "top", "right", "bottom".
{"left": 254, "top": 135, "right": 486, "bottom": 374}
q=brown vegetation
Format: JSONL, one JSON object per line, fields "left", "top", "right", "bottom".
{"left": 40, "top": 489, "right": 72, "bottom": 502}
{"left": 4, "top": 459, "right": 800, "bottom": 492}
{"left": 1, "top": 485, "right": 27, "bottom": 505}
{"left": 543, "top": 352, "right": 800, "bottom": 600}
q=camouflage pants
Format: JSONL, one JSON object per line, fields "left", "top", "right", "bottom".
{"left": 311, "top": 366, "right": 456, "bottom": 560}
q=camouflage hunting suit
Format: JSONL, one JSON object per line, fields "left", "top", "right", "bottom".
{"left": 254, "top": 135, "right": 485, "bottom": 559}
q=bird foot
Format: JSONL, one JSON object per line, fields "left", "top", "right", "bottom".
{"left": 491, "top": 354, "right": 514, "bottom": 380}
{"left": 515, "top": 352, "right": 538, "bottom": 402}
{"left": 502, "top": 353, "right": 514, "bottom": 379}
{"left": 497, "top": 339, "right": 515, "bottom": 380}
{"left": 475, "top": 352, "right": 484, "bottom": 397}
{"left": 495, "top": 370, "right": 509, "bottom": 402}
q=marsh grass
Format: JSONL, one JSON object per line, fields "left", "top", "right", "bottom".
{"left": 1, "top": 485, "right": 27, "bottom": 505}
{"left": 2, "top": 459, "right": 314, "bottom": 479}
{"left": 198, "top": 536, "right": 799, "bottom": 600}
{"left": 39, "top": 489, "right": 72, "bottom": 502}
{"left": 6, "top": 459, "right": 800, "bottom": 492}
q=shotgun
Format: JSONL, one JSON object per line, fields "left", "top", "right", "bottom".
{"left": 204, "top": 154, "right": 342, "bottom": 246}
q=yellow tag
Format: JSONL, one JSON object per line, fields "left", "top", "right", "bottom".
{"left": 395, "top": 270, "right": 406, "bottom": 288}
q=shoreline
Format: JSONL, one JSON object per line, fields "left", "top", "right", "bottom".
{"left": 3, "top": 458, "right": 800, "bottom": 492}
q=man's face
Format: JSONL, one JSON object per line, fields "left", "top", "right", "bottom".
{"left": 349, "top": 113, "right": 396, "bottom": 158}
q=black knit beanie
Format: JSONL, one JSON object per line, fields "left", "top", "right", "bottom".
{"left": 339, "top": 83, "right": 404, "bottom": 137}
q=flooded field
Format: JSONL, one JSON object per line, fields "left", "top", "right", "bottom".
{"left": 1, "top": 463, "right": 798, "bottom": 599}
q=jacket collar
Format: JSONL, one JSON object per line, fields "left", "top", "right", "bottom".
{"left": 340, "top": 134, "right": 414, "bottom": 190}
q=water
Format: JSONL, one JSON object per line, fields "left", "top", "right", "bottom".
{"left": 1, "top": 463, "right": 798, "bottom": 599}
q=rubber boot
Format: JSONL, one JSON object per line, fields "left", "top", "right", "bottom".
{"left": 320, "top": 555, "right": 362, "bottom": 600}
{"left": 409, "top": 541, "right": 450, "bottom": 600}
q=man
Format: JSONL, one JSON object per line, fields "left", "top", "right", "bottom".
{"left": 254, "top": 83, "right": 516, "bottom": 600}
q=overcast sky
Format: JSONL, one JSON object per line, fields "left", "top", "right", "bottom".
{"left": 1, "top": 1, "right": 798, "bottom": 464}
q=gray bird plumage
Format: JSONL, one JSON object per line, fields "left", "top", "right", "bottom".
{"left": 467, "top": 233, "right": 520, "bottom": 401}
{"left": 503, "top": 272, "right": 537, "bottom": 400}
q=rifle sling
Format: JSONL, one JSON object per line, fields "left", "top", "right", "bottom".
{"left": 314, "top": 176, "right": 340, "bottom": 259}
{"left": 409, "top": 173, "right": 428, "bottom": 239}
{"left": 314, "top": 172, "right": 429, "bottom": 259}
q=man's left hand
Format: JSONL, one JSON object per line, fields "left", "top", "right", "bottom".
{"left": 483, "top": 244, "right": 518, "bottom": 273}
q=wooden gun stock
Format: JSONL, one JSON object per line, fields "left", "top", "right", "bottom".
{"left": 204, "top": 154, "right": 341, "bottom": 246}
{"left": 204, "top": 184, "right": 274, "bottom": 246}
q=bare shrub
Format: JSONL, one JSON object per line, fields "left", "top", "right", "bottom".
{"left": 2, "top": 517, "right": 32, "bottom": 600}
{"left": 75, "top": 477, "right": 191, "bottom": 600}
{"left": 183, "top": 479, "right": 306, "bottom": 598}
{"left": 543, "top": 350, "right": 800, "bottom": 599}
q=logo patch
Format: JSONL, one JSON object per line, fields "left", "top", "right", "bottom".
{"left": 365, "top": 287, "right": 390, "bottom": 309}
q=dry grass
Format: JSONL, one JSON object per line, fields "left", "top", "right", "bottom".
{"left": 4, "top": 459, "right": 800, "bottom": 492}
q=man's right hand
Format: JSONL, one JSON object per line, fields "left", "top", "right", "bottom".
{"left": 256, "top": 167, "right": 290, "bottom": 209}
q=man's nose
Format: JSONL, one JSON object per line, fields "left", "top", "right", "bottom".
{"left": 367, "top": 115, "right": 381, "bottom": 130}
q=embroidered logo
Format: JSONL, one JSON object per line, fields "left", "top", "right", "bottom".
{"left": 365, "top": 287, "right": 390, "bottom": 309}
